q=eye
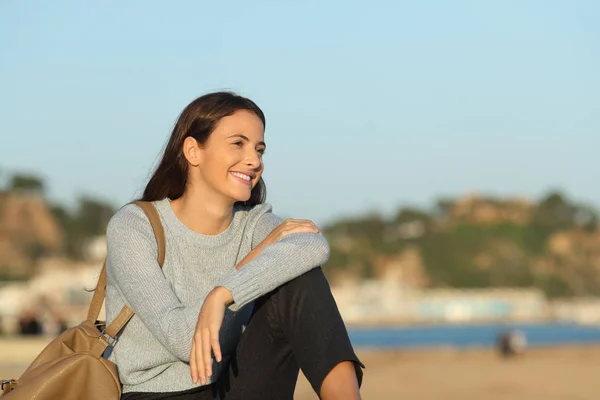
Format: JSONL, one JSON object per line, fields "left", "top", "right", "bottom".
{"left": 257, "top": 148, "right": 266, "bottom": 155}
{"left": 232, "top": 141, "right": 243, "bottom": 147}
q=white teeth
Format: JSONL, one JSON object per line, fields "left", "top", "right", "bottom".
{"left": 231, "top": 172, "right": 251, "bottom": 181}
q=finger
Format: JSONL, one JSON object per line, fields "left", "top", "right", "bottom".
{"left": 285, "top": 225, "right": 319, "bottom": 235}
{"left": 275, "top": 220, "right": 320, "bottom": 241}
{"left": 306, "top": 221, "right": 320, "bottom": 232}
{"left": 281, "top": 218, "right": 310, "bottom": 227}
{"left": 288, "top": 220, "right": 318, "bottom": 230}
{"left": 210, "top": 324, "right": 222, "bottom": 362}
{"left": 284, "top": 218, "right": 311, "bottom": 225}
{"left": 190, "top": 339, "right": 197, "bottom": 383}
{"left": 195, "top": 332, "right": 205, "bottom": 385}
{"left": 202, "top": 328, "right": 212, "bottom": 380}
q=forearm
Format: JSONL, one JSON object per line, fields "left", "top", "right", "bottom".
{"left": 218, "top": 232, "right": 329, "bottom": 311}
{"left": 127, "top": 288, "right": 233, "bottom": 362}
{"left": 235, "top": 235, "right": 273, "bottom": 270}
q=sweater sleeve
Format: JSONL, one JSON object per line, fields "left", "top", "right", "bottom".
{"left": 217, "top": 210, "right": 330, "bottom": 311}
{"left": 105, "top": 205, "right": 199, "bottom": 362}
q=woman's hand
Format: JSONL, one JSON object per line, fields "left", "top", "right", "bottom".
{"left": 235, "top": 219, "right": 321, "bottom": 270}
{"left": 263, "top": 219, "right": 321, "bottom": 246}
{"left": 190, "top": 286, "right": 233, "bottom": 385}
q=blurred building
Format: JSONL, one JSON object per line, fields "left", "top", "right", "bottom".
{"left": 333, "top": 280, "right": 549, "bottom": 325}
{"left": 551, "top": 298, "right": 600, "bottom": 325}
{"left": 0, "top": 260, "right": 100, "bottom": 335}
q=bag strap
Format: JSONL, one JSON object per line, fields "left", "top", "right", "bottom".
{"left": 86, "top": 201, "right": 166, "bottom": 338}
{"left": 87, "top": 261, "right": 109, "bottom": 323}
{"left": 132, "top": 201, "right": 166, "bottom": 266}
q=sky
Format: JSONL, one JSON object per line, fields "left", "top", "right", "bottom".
{"left": 1, "top": 0, "right": 598, "bottom": 225}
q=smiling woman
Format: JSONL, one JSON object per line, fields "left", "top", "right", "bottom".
{"left": 140, "top": 94, "right": 267, "bottom": 208}
{"left": 104, "top": 92, "right": 364, "bottom": 400}
{"left": 174, "top": 110, "right": 267, "bottom": 214}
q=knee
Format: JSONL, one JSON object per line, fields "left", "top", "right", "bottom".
{"left": 283, "top": 267, "right": 330, "bottom": 292}
{"left": 275, "top": 267, "right": 336, "bottom": 308}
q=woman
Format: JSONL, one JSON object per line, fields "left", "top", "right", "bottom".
{"left": 105, "top": 91, "right": 364, "bottom": 400}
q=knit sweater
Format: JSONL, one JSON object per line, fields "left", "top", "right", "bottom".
{"left": 104, "top": 198, "right": 330, "bottom": 393}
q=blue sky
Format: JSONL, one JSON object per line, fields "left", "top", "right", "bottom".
{"left": 1, "top": 1, "right": 598, "bottom": 224}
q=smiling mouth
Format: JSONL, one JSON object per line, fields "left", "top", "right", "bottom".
{"left": 230, "top": 171, "right": 253, "bottom": 185}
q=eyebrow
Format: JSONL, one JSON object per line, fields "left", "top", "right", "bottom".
{"left": 227, "top": 134, "right": 266, "bottom": 148}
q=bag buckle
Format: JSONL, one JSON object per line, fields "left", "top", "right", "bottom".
{"left": 99, "top": 329, "right": 118, "bottom": 347}
{"left": 1, "top": 379, "right": 16, "bottom": 391}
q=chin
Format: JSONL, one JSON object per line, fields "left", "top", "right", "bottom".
{"left": 230, "top": 191, "right": 252, "bottom": 204}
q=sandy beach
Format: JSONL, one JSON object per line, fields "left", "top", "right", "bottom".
{"left": 2, "top": 338, "right": 599, "bottom": 399}
{"left": 296, "top": 346, "right": 600, "bottom": 399}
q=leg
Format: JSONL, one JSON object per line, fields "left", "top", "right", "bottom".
{"left": 273, "top": 267, "right": 364, "bottom": 395}
{"left": 320, "top": 361, "right": 361, "bottom": 400}
{"left": 211, "top": 288, "right": 297, "bottom": 400}
{"left": 212, "top": 267, "right": 364, "bottom": 400}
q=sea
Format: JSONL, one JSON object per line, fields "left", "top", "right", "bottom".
{"left": 347, "top": 322, "right": 600, "bottom": 349}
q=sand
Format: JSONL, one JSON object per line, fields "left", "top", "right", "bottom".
{"left": 2, "top": 338, "right": 599, "bottom": 399}
{"left": 296, "top": 346, "right": 600, "bottom": 399}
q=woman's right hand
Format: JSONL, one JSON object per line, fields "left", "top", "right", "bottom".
{"left": 262, "top": 219, "right": 321, "bottom": 246}
{"left": 190, "top": 287, "right": 232, "bottom": 385}
{"left": 235, "top": 219, "right": 322, "bottom": 271}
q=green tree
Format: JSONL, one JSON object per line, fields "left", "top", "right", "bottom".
{"left": 573, "top": 205, "right": 599, "bottom": 232}
{"left": 394, "top": 207, "right": 431, "bottom": 225}
{"left": 74, "top": 197, "right": 114, "bottom": 237}
{"left": 435, "top": 198, "right": 454, "bottom": 217}
{"left": 50, "top": 197, "right": 115, "bottom": 259}
{"left": 9, "top": 173, "right": 45, "bottom": 196}
{"left": 532, "top": 190, "right": 575, "bottom": 231}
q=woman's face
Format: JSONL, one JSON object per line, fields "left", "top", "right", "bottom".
{"left": 195, "top": 109, "right": 266, "bottom": 204}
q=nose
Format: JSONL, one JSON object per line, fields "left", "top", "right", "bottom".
{"left": 245, "top": 149, "right": 262, "bottom": 170}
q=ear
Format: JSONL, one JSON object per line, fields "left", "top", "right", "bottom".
{"left": 182, "top": 137, "right": 202, "bottom": 167}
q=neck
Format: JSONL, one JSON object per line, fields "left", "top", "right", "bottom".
{"left": 170, "top": 186, "right": 234, "bottom": 235}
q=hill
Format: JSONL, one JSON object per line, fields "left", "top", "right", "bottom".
{"left": 0, "top": 190, "right": 63, "bottom": 276}
{"left": 322, "top": 191, "right": 600, "bottom": 298}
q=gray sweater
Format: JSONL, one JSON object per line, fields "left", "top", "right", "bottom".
{"left": 104, "top": 198, "right": 330, "bottom": 393}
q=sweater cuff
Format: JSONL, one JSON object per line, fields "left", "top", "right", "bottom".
{"left": 217, "top": 268, "right": 261, "bottom": 311}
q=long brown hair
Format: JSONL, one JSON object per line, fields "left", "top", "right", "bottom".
{"left": 141, "top": 91, "right": 266, "bottom": 206}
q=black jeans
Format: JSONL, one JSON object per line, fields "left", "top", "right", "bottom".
{"left": 122, "top": 267, "right": 364, "bottom": 400}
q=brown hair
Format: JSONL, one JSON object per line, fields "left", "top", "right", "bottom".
{"left": 141, "top": 91, "right": 266, "bottom": 206}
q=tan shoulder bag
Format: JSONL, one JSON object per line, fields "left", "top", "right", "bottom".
{"left": 1, "top": 201, "right": 166, "bottom": 400}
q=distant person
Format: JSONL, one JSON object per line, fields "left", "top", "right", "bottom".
{"left": 497, "top": 329, "right": 527, "bottom": 358}
{"left": 18, "top": 310, "right": 43, "bottom": 336}
{"left": 105, "top": 92, "right": 364, "bottom": 400}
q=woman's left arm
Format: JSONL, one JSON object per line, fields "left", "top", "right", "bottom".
{"left": 191, "top": 211, "right": 326, "bottom": 384}
{"left": 217, "top": 211, "right": 329, "bottom": 311}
